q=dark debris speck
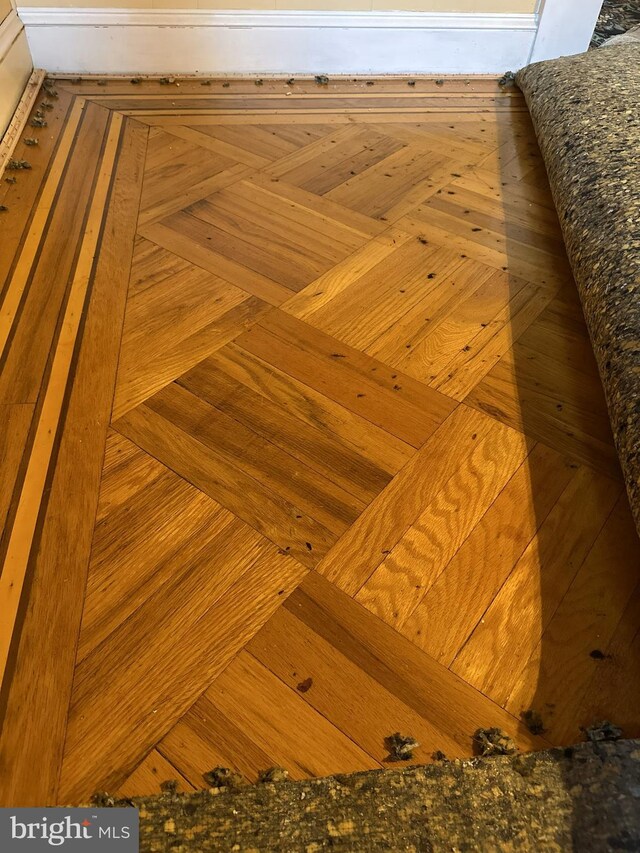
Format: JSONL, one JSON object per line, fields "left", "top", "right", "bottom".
{"left": 584, "top": 721, "right": 623, "bottom": 743}
{"left": 257, "top": 767, "right": 289, "bottom": 784}
{"left": 203, "top": 767, "right": 245, "bottom": 789}
{"left": 385, "top": 733, "right": 420, "bottom": 761}
{"left": 473, "top": 728, "right": 517, "bottom": 757}
{"left": 522, "top": 709, "right": 546, "bottom": 735}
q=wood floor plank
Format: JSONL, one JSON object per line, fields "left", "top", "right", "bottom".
{"left": 139, "top": 130, "right": 236, "bottom": 214}
{"left": 203, "top": 652, "right": 381, "bottom": 779}
{"left": 137, "top": 162, "right": 252, "bottom": 227}
{"left": 206, "top": 342, "right": 415, "bottom": 475}
{"left": 326, "top": 147, "right": 456, "bottom": 220}
{"left": 401, "top": 442, "right": 578, "bottom": 665}
{"left": 114, "top": 400, "right": 337, "bottom": 568}
{"left": 245, "top": 172, "right": 386, "bottom": 240}
{"left": 450, "top": 467, "right": 622, "bottom": 707}
{"left": 189, "top": 186, "right": 359, "bottom": 266}
{"left": 76, "top": 440, "right": 236, "bottom": 663}
{"left": 355, "top": 417, "right": 532, "bottom": 630}
{"left": 250, "top": 572, "right": 548, "bottom": 759}
{"left": 0, "top": 111, "right": 125, "bottom": 677}
{"left": 184, "top": 196, "right": 336, "bottom": 290}
{"left": 177, "top": 358, "right": 392, "bottom": 504}
{"left": 397, "top": 205, "right": 572, "bottom": 289}
{"left": 0, "top": 89, "right": 78, "bottom": 325}
{"left": 249, "top": 603, "right": 476, "bottom": 764}
{"left": 266, "top": 125, "right": 405, "bottom": 195}
{"left": 364, "top": 255, "right": 496, "bottom": 368}
{"left": 0, "top": 100, "right": 105, "bottom": 404}
{"left": 190, "top": 122, "right": 333, "bottom": 161}
{"left": 564, "top": 580, "right": 640, "bottom": 742}
{"left": 432, "top": 280, "right": 556, "bottom": 401}
{"left": 115, "top": 294, "right": 270, "bottom": 420}
{"left": 318, "top": 405, "right": 493, "bottom": 596}
{"left": 117, "top": 750, "right": 195, "bottom": 798}
{"left": 139, "top": 214, "right": 295, "bottom": 306}
{"left": 280, "top": 227, "right": 414, "bottom": 321}
{"left": 2, "top": 80, "right": 638, "bottom": 804}
{"left": 236, "top": 311, "right": 456, "bottom": 448}
{"left": 293, "top": 240, "right": 467, "bottom": 353}
{"left": 159, "top": 696, "right": 282, "bottom": 788}
{"left": 59, "top": 536, "right": 306, "bottom": 802}
{"left": 505, "top": 493, "right": 640, "bottom": 743}
{"left": 112, "top": 239, "right": 271, "bottom": 418}
{"left": 0, "top": 114, "right": 147, "bottom": 807}
{"left": 466, "top": 298, "right": 622, "bottom": 480}
{"left": 143, "top": 382, "right": 366, "bottom": 535}
{"left": 163, "top": 125, "right": 271, "bottom": 168}
{"left": 0, "top": 404, "right": 34, "bottom": 535}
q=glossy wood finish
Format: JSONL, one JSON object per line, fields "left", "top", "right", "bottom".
{"left": 0, "top": 76, "right": 637, "bottom": 806}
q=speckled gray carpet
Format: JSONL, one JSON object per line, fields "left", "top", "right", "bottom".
{"left": 592, "top": 0, "right": 640, "bottom": 47}
{"left": 516, "top": 43, "right": 640, "bottom": 536}
{"left": 100, "top": 739, "right": 640, "bottom": 851}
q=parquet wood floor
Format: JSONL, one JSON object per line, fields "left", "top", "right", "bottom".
{"left": 0, "top": 76, "right": 638, "bottom": 807}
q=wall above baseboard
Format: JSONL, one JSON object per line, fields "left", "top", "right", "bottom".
{"left": 18, "top": 8, "right": 538, "bottom": 75}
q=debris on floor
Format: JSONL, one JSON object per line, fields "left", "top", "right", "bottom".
{"left": 130, "top": 77, "right": 142, "bottom": 85}
{"left": 203, "top": 767, "right": 246, "bottom": 789}
{"left": 472, "top": 728, "right": 517, "bottom": 757}
{"left": 314, "top": 75, "right": 329, "bottom": 85}
{"left": 159, "top": 77, "right": 176, "bottom": 85}
{"left": 589, "top": 648, "right": 611, "bottom": 660}
{"left": 257, "top": 767, "right": 289, "bottom": 784}
{"left": 5, "top": 176, "right": 17, "bottom": 184}
{"left": 498, "top": 71, "right": 516, "bottom": 88}
{"left": 296, "top": 677, "right": 313, "bottom": 693}
{"left": 585, "top": 721, "right": 623, "bottom": 743}
{"left": 91, "top": 792, "right": 118, "bottom": 807}
{"left": 385, "top": 733, "right": 420, "bottom": 761}
{"left": 7, "top": 159, "right": 31, "bottom": 170}
{"left": 255, "top": 79, "right": 264, "bottom": 86}
{"left": 0, "top": 205, "right": 8, "bottom": 212}
{"left": 522, "top": 709, "right": 546, "bottom": 735}
{"left": 23, "top": 138, "right": 39, "bottom": 146}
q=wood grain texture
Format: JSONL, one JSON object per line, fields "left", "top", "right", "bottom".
{"left": 60, "top": 525, "right": 306, "bottom": 801}
{"left": 1, "top": 79, "right": 638, "bottom": 804}
{"left": 0, "top": 111, "right": 147, "bottom": 807}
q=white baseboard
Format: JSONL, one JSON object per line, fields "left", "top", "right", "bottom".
{"left": 529, "top": 0, "right": 602, "bottom": 62}
{"left": 18, "top": 8, "right": 538, "bottom": 75}
{"left": 0, "top": 12, "right": 34, "bottom": 136}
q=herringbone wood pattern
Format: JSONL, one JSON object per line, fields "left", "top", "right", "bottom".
{"left": 1, "top": 77, "right": 638, "bottom": 806}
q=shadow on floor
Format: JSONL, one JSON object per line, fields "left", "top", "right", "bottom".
{"left": 496, "top": 93, "right": 640, "bottom": 845}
